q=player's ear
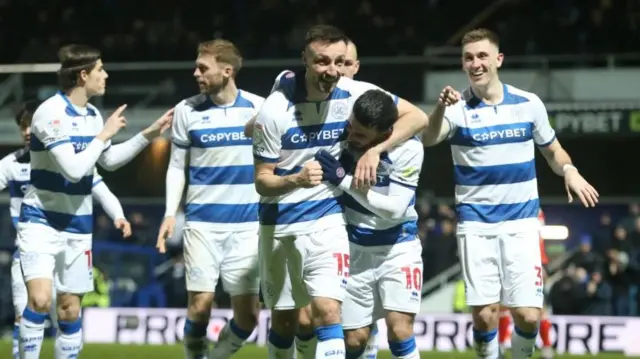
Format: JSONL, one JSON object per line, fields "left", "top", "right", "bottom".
{"left": 496, "top": 52, "right": 504, "bottom": 68}
{"left": 354, "top": 60, "right": 360, "bottom": 75}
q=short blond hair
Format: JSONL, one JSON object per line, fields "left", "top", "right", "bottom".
{"left": 461, "top": 28, "right": 499, "bottom": 48}
{"left": 197, "top": 39, "right": 243, "bottom": 77}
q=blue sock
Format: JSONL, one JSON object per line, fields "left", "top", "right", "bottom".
{"left": 228, "top": 318, "right": 252, "bottom": 340}
{"left": 268, "top": 329, "right": 294, "bottom": 349}
{"left": 389, "top": 336, "right": 417, "bottom": 357}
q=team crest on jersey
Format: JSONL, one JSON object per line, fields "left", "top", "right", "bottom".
{"left": 330, "top": 101, "right": 349, "bottom": 120}
{"left": 336, "top": 167, "right": 345, "bottom": 179}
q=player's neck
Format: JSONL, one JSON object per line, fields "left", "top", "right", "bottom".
{"left": 472, "top": 80, "right": 504, "bottom": 105}
{"left": 209, "top": 82, "right": 238, "bottom": 106}
{"left": 65, "top": 88, "right": 90, "bottom": 108}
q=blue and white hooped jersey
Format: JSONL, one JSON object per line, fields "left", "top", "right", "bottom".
{"left": 444, "top": 84, "right": 556, "bottom": 234}
{"left": 253, "top": 71, "right": 398, "bottom": 236}
{"left": 341, "top": 138, "right": 423, "bottom": 246}
{"left": 19, "top": 91, "right": 106, "bottom": 235}
{"left": 172, "top": 90, "right": 264, "bottom": 231}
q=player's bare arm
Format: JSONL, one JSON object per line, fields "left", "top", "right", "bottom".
{"left": 354, "top": 98, "right": 428, "bottom": 188}
{"left": 244, "top": 115, "right": 257, "bottom": 138}
{"left": 422, "top": 86, "right": 461, "bottom": 146}
{"left": 538, "top": 140, "right": 599, "bottom": 207}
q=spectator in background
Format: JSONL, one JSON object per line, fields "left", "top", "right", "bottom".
{"left": 549, "top": 265, "right": 587, "bottom": 315}
{"left": 619, "top": 203, "right": 640, "bottom": 232}
{"left": 592, "top": 212, "right": 614, "bottom": 255}
{"left": 582, "top": 269, "right": 612, "bottom": 315}
{"left": 569, "top": 234, "right": 603, "bottom": 274}
{"left": 606, "top": 246, "right": 633, "bottom": 316}
{"left": 128, "top": 211, "right": 155, "bottom": 245}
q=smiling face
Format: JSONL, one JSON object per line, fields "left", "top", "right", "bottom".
{"left": 303, "top": 39, "right": 346, "bottom": 93}
{"left": 462, "top": 39, "right": 503, "bottom": 88}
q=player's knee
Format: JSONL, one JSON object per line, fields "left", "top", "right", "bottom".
{"left": 344, "top": 328, "right": 369, "bottom": 353}
{"left": 385, "top": 312, "right": 414, "bottom": 342}
{"left": 271, "top": 309, "right": 297, "bottom": 338}
{"left": 472, "top": 303, "right": 501, "bottom": 330}
{"left": 297, "top": 305, "right": 314, "bottom": 336}
{"left": 231, "top": 294, "right": 259, "bottom": 330}
{"left": 310, "top": 297, "right": 341, "bottom": 326}
{"left": 56, "top": 294, "right": 81, "bottom": 321}
{"left": 511, "top": 307, "right": 541, "bottom": 330}
{"left": 188, "top": 292, "right": 215, "bottom": 321}
{"left": 27, "top": 290, "right": 53, "bottom": 313}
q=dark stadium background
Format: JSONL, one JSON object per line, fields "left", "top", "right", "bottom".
{"left": 0, "top": 0, "right": 639, "bottom": 356}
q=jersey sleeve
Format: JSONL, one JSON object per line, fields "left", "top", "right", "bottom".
{"left": 530, "top": 95, "right": 556, "bottom": 147}
{"left": 92, "top": 168, "right": 103, "bottom": 187}
{"left": 252, "top": 97, "right": 284, "bottom": 163}
{"left": 389, "top": 141, "right": 424, "bottom": 189}
{"left": 171, "top": 101, "right": 191, "bottom": 149}
{"left": 444, "top": 104, "right": 462, "bottom": 141}
{"left": 31, "top": 105, "right": 71, "bottom": 150}
{"left": 0, "top": 155, "right": 14, "bottom": 191}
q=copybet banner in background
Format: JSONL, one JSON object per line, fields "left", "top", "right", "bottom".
{"left": 82, "top": 308, "right": 640, "bottom": 355}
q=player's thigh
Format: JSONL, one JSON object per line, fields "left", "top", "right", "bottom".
{"left": 220, "top": 230, "right": 260, "bottom": 297}
{"left": 55, "top": 236, "right": 93, "bottom": 295}
{"left": 11, "top": 257, "right": 27, "bottom": 315}
{"left": 342, "top": 246, "right": 377, "bottom": 330}
{"left": 17, "top": 223, "right": 63, "bottom": 283}
{"left": 500, "top": 231, "right": 544, "bottom": 308}
{"left": 259, "top": 226, "right": 298, "bottom": 310}
{"left": 378, "top": 240, "right": 423, "bottom": 315}
{"left": 457, "top": 233, "right": 501, "bottom": 306}
{"left": 183, "top": 227, "right": 223, "bottom": 292}
{"left": 298, "top": 225, "right": 349, "bottom": 302}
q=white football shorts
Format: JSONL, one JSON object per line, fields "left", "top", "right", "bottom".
{"left": 458, "top": 230, "right": 544, "bottom": 308}
{"left": 259, "top": 225, "right": 350, "bottom": 310}
{"left": 183, "top": 226, "right": 260, "bottom": 296}
{"left": 17, "top": 222, "right": 94, "bottom": 295}
{"left": 342, "top": 239, "right": 423, "bottom": 330}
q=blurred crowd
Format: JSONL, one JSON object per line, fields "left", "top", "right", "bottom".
{"left": 0, "top": 0, "right": 638, "bottom": 64}
{"left": 549, "top": 204, "right": 640, "bottom": 317}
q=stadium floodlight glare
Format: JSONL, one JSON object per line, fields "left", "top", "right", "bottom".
{"left": 540, "top": 225, "right": 569, "bottom": 240}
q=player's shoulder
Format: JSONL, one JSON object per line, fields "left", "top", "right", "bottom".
{"left": 504, "top": 84, "right": 543, "bottom": 106}
{"left": 339, "top": 77, "right": 379, "bottom": 95}
{"left": 237, "top": 90, "right": 265, "bottom": 108}
{"left": 271, "top": 70, "right": 297, "bottom": 92}
{"left": 32, "top": 94, "right": 67, "bottom": 121}
{"left": 0, "top": 149, "right": 21, "bottom": 165}
{"left": 177, "top": 93, "right": 209, "bottom": 113}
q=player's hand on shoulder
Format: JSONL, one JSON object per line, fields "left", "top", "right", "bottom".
{"left": 564, "top": 167, "right": 599, "bottom": 207}
{"left": 354, "top": 147, "right": 381, "bottom": 190}
{"left": 143, "top": 108, "right": 175, "bottom": 140}
{"left": 99, "top": 104, "right": 128, "bottom": 140}
{"left": 156, "top": 216, "right": 176, "bottom": 254}
{"left": 314, "top": 149, "right": 347, "bottom": 186}
{"left": 297, "top": 159, "right": 323, "bottom": 188}
{"left": 114, "top": 218, "right": 132, "bottom": 238}
{"left": 437, "top": 86, "right": 461, "bottom": 107}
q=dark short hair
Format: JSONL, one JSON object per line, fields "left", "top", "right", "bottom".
{"left": 15, "top": 99, "right": 41, "bottom": 127}
{"left": 352, "top": 90, "right": 398, "bottom": 132}
{"left": 305, "top": 25, "right": 348, "bottom": 46}
{"left": 57, "top": 44, "right": 102, "bottom": 91}
{"left": 461, "top": 28, "right": 500, "bottom": 48}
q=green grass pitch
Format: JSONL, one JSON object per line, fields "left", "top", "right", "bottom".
{"left": 0, "top": 341, "right": 632, "bottom": 359}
